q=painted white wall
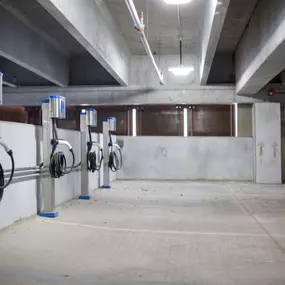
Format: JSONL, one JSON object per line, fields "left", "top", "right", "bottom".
{"left": 118, "top": 136, "right": 254, "bottom": 181}
{"left": 0, "top": 122, "right": 38, "bottom": 229}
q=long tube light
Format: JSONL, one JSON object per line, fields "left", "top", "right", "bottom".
{"left": 234, "top": 103, "right": 238, "bottom": 137}
{"left": 132, "top": 108, "right": 137, "bottom": 137}
{"left": 125, "top": 0, "right": 164, "bottom": 85}
{"left": 169, "top": 66, "right": 194, "bottom": 76}
{"left": 183, "top": 108, "right": 188, "bottom": 137}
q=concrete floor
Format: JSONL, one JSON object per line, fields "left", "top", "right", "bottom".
{"left": 1, "top": 181, "right": 285, "bottom": 284}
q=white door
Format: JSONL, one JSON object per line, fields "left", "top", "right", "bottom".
{"left": 254, "top": 103, "right": 281, "bottom": 184}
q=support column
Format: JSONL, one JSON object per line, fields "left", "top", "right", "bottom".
{"left": 39, "top": 99, "right": 57, "bottom": 217}
{"left": 79, "top": 110, "right": 91, "bottom": 200}
{"left": 101, "top": 120, "right": 111, "bottom": 188}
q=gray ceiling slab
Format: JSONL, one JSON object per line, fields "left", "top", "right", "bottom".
{"left": 205, "top": 0, "right": 259, "bottom": 84}
{"left": 217, "top": 0, "right": 259, "bottom": 52}
{"left": 69, "top": 53, "right": 119, "bottom": 86}
{"left": 37, "top": 0, "right": 130, "bottom": 86}
{"left": 0, "top": 4, "right": 69, "bottom": 87}
{"left": 0, "top": 0, "right": 85, "bottom": 56}
{"left": 0, "top": 56, "right": 54, "bottom": 86}
{"left": 236, "top": 0, "right": 285, "bottom": 94}
{"left": 105, "top": 0, "right": 205, "bottom": 55}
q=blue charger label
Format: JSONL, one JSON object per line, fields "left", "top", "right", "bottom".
{"left": 60, "top": 99, "right": 65, "bottom": 114}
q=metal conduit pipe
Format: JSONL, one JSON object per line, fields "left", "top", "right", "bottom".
{"left": 3, "top": 80, "right": 17, "bottom": 88}
{"left": 125, "top": 0, "right": 164, "bottom": 85}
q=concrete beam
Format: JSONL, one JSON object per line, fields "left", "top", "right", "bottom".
{"left": 200, "top": 0, "right": 231, "bottom": 84}
{"left": 3, "top": 85, "right": 264, "bottom": 106}
{"left": 0, "top": 6, "right": 69, "bottom": 87}
{"left": 236, "top": 0, "right": 285, "bottom": 95}
{"left": 37, "top": 0, "right": 130, "bottom": 86}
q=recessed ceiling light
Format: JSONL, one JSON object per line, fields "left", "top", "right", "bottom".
{"left": 164, "top": 0, "right": 192, "bottom": 4}
{"left": 168, "top": 66, "right": 194, "bottom": 76}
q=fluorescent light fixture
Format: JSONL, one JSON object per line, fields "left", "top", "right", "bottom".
{"left": 183, "top": 108, "right": 188, "bottom": 137}
{"left": 234, "top": 103, "right": 238, "bottom": 137}
{"left": 132, "top": 108, "right": 137, "bottom": 137}
{"left": 164, "top": 0, "right": 191, "bottom": 4}
{"left": 168, "top": 65, "right": 194, "bottom": 76}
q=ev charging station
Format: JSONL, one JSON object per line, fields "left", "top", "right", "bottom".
{"left": 40, "top": 95, "right": 75, "bottom": 217}
{"left": 79, "top": 108, "right": 103, "bottom": 200}
{"left": 101, "top": 116, "right": 122, "bottom": 189}
{"left": 0, "top": 72, "right": 15, "bottom": 203}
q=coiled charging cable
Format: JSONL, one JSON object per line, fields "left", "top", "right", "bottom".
{"left": 108, "top": 132, "right": 122, "bottom": 172}
{"left": 49, "top": 119, "right": 75, "bottom": 178}
{"left": 87, "top": 126, "right": 103, "bottom": 172}
{"left": 0, "top": 140, "right": 15, "bottom": 202}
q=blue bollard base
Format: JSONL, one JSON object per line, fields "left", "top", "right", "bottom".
{"left": 79, "top": 195, "right": 92, "bottom": 200}
{"left": 39, "top": 212, "right": 59, "bottom": 218}
{"left": 100, "top": 185, "right": 112, "bottom": 189}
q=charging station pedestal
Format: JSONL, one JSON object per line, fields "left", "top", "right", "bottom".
{"left": 79, "top": 110, "right": 91, "bottom": 200}
{"left": 39, "top": 98, "right": 58, "bottom": 218}
{"left": 39, "top": 95, "right": 67, "bottom": 218}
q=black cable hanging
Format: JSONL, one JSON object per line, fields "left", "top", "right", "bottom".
{"left": 87, "top": 126, "right": 103, "bottom": 172}
{"left": 0, "top": 149, "right": 15, "bottom": 202}
{"left": 49, "top": 118, "right": 75, "bottom": 179}
{"left": 108, "top": 131, "right": 123, "bottom": 172}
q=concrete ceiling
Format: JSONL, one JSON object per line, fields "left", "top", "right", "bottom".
{"left": 0, "top": 0, "right": 121, "bottom": 86}
{"left": 207, "top": 0, "right": 259, "bottom": 84}
{"left": 0, "top": 0, "right": 85, "bottom": 56}
{"left": 0, "top": 56, "right": 53, "bottom": 86}
{"left": 216, "top": 0, "right": 259, "bottom": 52}
{"left": 105, "top": 0, "right": 205, "bottom": 55}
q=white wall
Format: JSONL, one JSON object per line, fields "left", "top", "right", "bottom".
{"left": 0, "top": 122, "right": 38, "bottom": 229}
{"left": 129, "top": 54, "right": 199, "bottom": 86}
{"left": 118, "top": 136, "right": 254, "bottom": 181}
{"left": 0, "top": 122, "right": 109, "bottom": 230}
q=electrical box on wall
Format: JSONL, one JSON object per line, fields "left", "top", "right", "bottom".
{"left": 86, "top": 108, "right": 97, "bottom": 127}
{"left": 49, "top": 95, "right": 66, "bottom": 119}
{"left": 108, "top": 117, "right": 116, "bottom": 131}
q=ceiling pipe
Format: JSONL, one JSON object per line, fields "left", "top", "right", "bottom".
{"left": 0, "top": 72, "right": 17, "bottom": 88}
{"left": 177, "top": 5, "right": 183, "bottom": 66}
{"left": 3, "top": 81, "right": 17, "bottom": 88}
{"left": 125, "top": 0, "right": 164, "bottom": 85}
{"left": 176, "top": 5, "right": 182, "bottom": 40}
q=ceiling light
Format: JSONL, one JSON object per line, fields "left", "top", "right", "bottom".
{"left": 168, "top": 66, "right": 194, "bottom": 76}
{"left": 164, "top": 0, "right": 192, "bottom": 4}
